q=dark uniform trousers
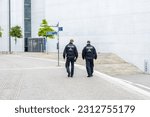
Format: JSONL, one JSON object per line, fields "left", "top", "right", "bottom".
{"left": 65, "top": 57, "right": 75, "bottom": 77}
{"left": 86, "top": 59, "right": 94, "bottom": 76}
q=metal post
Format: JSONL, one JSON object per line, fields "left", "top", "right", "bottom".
{"left": 49, "top": 23, "right": 61, "bottom": 66}
{"left": 9, "top": 0, "right": 11, "bottom": 53}
{"left": 57, "top": 22, "right": 60, "bottom": 66}
{"left": 46, "top": 37, "right": 48, "bottom": 54}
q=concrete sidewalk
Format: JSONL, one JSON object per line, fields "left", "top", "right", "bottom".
{"left": 0, "top": 54, "right": 150, "bottom": 100}
{"left": 1, "top": 52, "right": 150, "bottom": 87}
{"left": 15, "top": 52, "right": 150, "bottom": 88}
{"left": 15, "top": 52, "right": 144, "bottom": 76}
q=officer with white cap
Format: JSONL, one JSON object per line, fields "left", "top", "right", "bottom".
{"left": 63, "top": 39, "right": 78, "bottom": 77}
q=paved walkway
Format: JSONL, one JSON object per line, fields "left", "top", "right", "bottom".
{"left": 0, "top": 54, "right": 150, "bottom": 100}
{"left": 15, "top": 52, "right": 143, "bottom": 76}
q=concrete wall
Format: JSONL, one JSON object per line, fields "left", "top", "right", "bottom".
{"left": 1, "top": 0, "right": 149, "bottom": 71}
{"left": 32, "top": 0, "right": 150, "bottom": 71}
{"left": 0, "top": 0, "right": 24, "bottom": 52}
{"left": 0, "top": 0, "right": 9, "bottom": 51}
{"left": 31, "top": 0, "right": 45, "bottom": 37}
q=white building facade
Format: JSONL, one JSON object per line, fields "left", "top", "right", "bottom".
{"left": 1, "top": 0, "right": 150, "bottom": 72}
{"left": 0, "top": 0, "right": 24, "bottom": 52}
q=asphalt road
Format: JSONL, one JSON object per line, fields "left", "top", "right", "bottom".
{"left": 0, "top": 55, "right": 150, "bottom": 100}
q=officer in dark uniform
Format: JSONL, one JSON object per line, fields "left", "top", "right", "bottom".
{"left": 63, "top": 39, "right": 78, "bottom": 77}
{"left": 82, "top": 41, "right": 97, "bottom": 77}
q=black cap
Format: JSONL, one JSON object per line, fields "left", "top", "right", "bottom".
{"left": 87, "top": 40, "right": 90, "bottom": 44}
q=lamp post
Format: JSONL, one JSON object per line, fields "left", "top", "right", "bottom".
{"left": 8, "top": 0, "right": 11, "bottom": 53}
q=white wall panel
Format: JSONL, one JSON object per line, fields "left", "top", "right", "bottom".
{"left": 11, "top": 0, "right": 24, "bottom": 52}
{"left": 0, "top": 0, "right": 9, "bottom": 51}
{"left": 0, "top": 0, "right": 24, "bottom": 52}
{"left": 31, "top": 0, "right": 150, "bottom": 71}
{"left": 31, "top": 0, "right": 45, "bottom": 37}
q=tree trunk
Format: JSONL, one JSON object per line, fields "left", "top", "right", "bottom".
{"left": 15, "top": 37, "right": 17, "bottom": 44}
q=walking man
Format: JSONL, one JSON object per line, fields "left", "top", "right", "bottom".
{"left": 82, "top": 41, "right": 97, "bottom": 77}
{"left": 63, "top": 39, "right": 78, "bottom": 77}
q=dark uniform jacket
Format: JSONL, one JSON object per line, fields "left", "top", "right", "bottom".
{"left": 82, "top": 44, "right": 97, "bottom": 60}
{"left": 63, "top": 43, "right": 78, "bottom": 60}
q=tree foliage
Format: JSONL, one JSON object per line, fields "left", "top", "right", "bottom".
{"left": 9, "top": 26, "right": 22, "bottom": 44}
{"left": 38, "top": 19, "right": 55, "bottom": 39}
{"left": 0, "top": 26, "right": 3, "bottom": 37}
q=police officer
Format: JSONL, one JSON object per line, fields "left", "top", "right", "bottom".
{"left": 63, "top": 39, "right": 78, "bottom": 77}
{"left": 82, "top": 41, "right": 97, "bottom": 77}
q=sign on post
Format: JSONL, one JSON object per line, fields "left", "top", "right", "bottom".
{"left": 46, "top": 31, "right": 57, "bottom": 36}
{"left": 58, "top": 27, "right": 63, "bottom": 31}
